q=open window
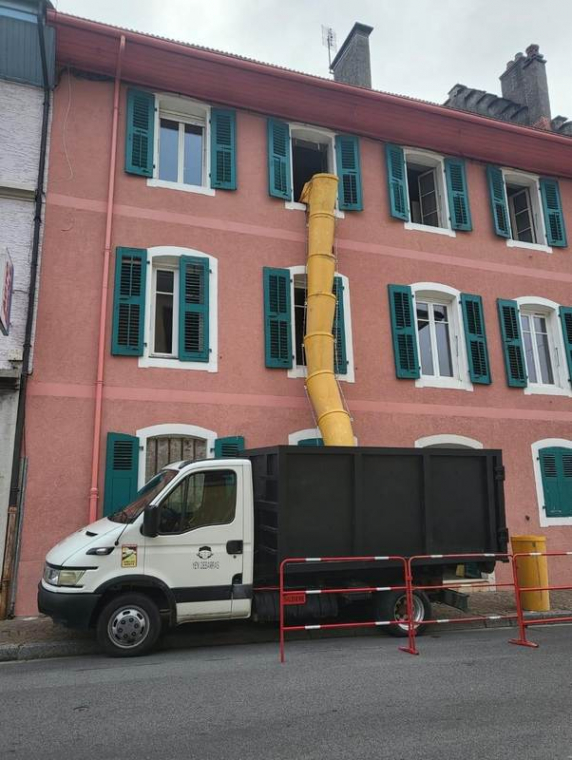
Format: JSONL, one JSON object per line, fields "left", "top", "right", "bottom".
{"left": 291, "top": 132, "right": 330, "bottom": 202}
{"left": 407, "top": 160, "right": 442, "bottom": 228}
{"left": 505, "top": 173, "right": 544, "bottom": 245}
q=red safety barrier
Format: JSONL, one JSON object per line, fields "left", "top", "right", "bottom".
{"left": 510, "top": 551, "right": 572, "bottom": 649}
{"left": 401, "top": 552, "right": 515, "bottom": 656}
{"left": 279, "top": 555, "right": 410, "bottom": 662}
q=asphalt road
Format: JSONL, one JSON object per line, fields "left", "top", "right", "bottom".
{"left": 1, "top": 626, "right": 571, "bottom": 760}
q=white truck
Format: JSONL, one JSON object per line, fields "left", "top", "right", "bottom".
{"left": 38, "top": 446, "right": 508, "bottom": 656}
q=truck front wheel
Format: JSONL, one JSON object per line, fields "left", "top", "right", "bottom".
{"left": 96, "top": 593, "right": 162, "bottom": 657}
{"left": 375, "top": 590, "right": 431, "bottom": 637}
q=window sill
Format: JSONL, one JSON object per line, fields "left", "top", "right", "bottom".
{"left": 404, "top": 222, "right": 456, "bottom": 238}
{"left": 147, "top": 178, "right": 216, "bottom": 196}
{"left": 524, "top": 384, "right": 571, "bottom": 397}
{"left": 415, "top": 376, "right": 473, "bottom": 392}
{"left": 287, "top": 365, "right": 354, "bottom": 383}
{"left": 138, "top": 355, "right": 217, "bottom": 373}
{"left": 539, "top": 514, "right": 572, "bottom": 527}
{"left": 506, "top": 239, "right": 552, "bottom": 254}
{"left": 285, "top": 201, "right": 345, "bottom": 219}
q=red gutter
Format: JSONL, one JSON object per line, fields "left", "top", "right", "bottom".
{"left": 88, "top": 33, "right": 125, "bottom": 523}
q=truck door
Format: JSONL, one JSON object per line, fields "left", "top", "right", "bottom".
{"left": 144, "top": 465, "right": 244, "bottom": 622}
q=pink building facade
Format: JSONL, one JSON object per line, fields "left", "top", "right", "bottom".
{"left": 14, "top": 13, "right": 572, "bottom": 613}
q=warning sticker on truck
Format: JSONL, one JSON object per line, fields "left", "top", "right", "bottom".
{"left": 121, "top": 545, "right": 137, "bottom": 568}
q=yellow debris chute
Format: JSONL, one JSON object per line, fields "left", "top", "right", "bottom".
{"left": 300, "top": 174, "right": 354, "bottom": 446}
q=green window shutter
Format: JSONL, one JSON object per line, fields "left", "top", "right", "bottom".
{"left": 263, "top": 267, "right": 292, "bottom": 368}
{"left": 103, "top": 433, "right": 139, "bottom": 516}
{"left": 333, "top": 276, "right": 348, "bottom": 375}
{"left": 539, "top": 448, "right": 572, "bottom": 518}
{"left": 445, "top": 158, "right": 472, "bottom": 231}
{"left": 267, "top": 119, "right": 291, "bottom": 199}
{"left": 388, "top": 284, "right": 419, "bottom": 379}
{"left": 179, "top": 256, "right": 210, "bottom": 362}
{"left": 559, "top": 306, "right": 572, "bottom": 385}
{"left": 214, "top": 436, "right": 245, "bottom": 457}
{"left": 384, "top": 144, "right": 409, "bottom": 221}
{"left": 335, "top": 135, "right": 363, "bottom": 211}
{"left": 460, "top": 294, "right": 491, "bottom": 384}
{"left": 125, "top": 89, "right": 155, "bottom": 177}
{"left": 497, "top": 299, "right": 527, "bottom": 387}
{"left": 210, "top": 108, "right": 236, "bottom": 190}
{"left": 486, "top": 166, "right": 510, "bottom": 238}
{"left": 539, "top": 178, "right": 567, "bottom": 247}
{"left": 298, "top": 438, "right": 324, "bottom": 447}
{"left": 111, "top": 247, "right": 147, "bottom": 356}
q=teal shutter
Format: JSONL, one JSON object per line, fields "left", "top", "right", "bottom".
{"left": 460, "top": 294, "right": 491, "bottom": 384}
{"left": 497, "top": 299, "right": 527, "bottom": 387}
{"left": 111, "top": 248, "right": 147, "bottom": 356}
{"left": 298, "top": 438, "right": 324, "bottom": 447}
{"left": 486, "top": 166, "right": 510, "bottom": 238}
{"left": 333, "top": 276, "right": 348, "bottom": 375}
{"left": 263, "top": 267, "right": 292, "bottom": 368}
{"left": 388, "top": 285, "right": 419, "bottom": 379}
{"left": 125, "top": 89, "right": 155, "bottom": 177}
{"left": 210, "top": 109, "right": 236, "bottom": 190}
{"left": 385, "top": 144, "right": 409, "bottom": 221}
{"left": 214, "top": 436, "right": 245, "bottom": 457}
{"left": 539, "top": 448, "right": 572, "bottom": 517}
{"left": 103, "top": 433, "right": 139, "bottom": 516}
{"left": 179, "top": 256, "right": 209, "bottom": 362}
{"left": 267, "top": 119, "right": 291, "bottom": 199}
{"left": 335, "top": 135, "right": 363, "bottom": 211}
{"left": 445, "top": 158, "right": 472, "bottom": 231}
{"left": 559, "top": 306, "right": 572, "bottom": 385}
{"left": 539, "top": 178, "right": 567, "bottom": 247}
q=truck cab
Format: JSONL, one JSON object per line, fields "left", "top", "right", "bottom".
{"left": 39, "top": 458, "right": 254, "bottom": 656}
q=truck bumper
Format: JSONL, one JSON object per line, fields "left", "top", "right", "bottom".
{"left": 37, "top": 584, "right": 101, "bottom": 630}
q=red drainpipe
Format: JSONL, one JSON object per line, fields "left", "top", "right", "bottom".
{"left": 88, "top": 34, "right": 126, "bottom": 523}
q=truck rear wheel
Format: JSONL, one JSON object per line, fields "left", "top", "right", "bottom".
{"left": 96, "top": 593, "right": 162, "bottom": 657}
{"left": 375, "top": 590, "right": 431, "bottom": 637}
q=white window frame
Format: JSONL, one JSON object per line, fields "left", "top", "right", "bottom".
{"left": 403, "top": 149, "right": 456, "bottom": 238}
{"left": 135, "top": 423, "right": 217, "bottom": 489}
{"left": 516, "top": 296, "right": 571, "bottom": 397}
{"left": 502, "top": 169, "right": 551, "bottom": 253}
{"left": 285, "top": 123, "right": 345, "bottom": 218}
{"left": 415, "top": 434, "right": 483, "bottom": 449}
{"left": 411, "top": 282, "right": 472, "bottom": 392}
{"left": 286, "top": 265, "right": 355, "bottom": 383}
{"left": 147, "top": 93, "right": 215, "bottom": 197}
{"left": 532, "top": 438, "right": 572, "bottom": 527}
{"left": 139, "top": 246, "right": 218, "bottom": 373}
{"left": 288, "top": 428, "right": 359, "bottom": 445}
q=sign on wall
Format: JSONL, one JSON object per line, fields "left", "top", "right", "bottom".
{"left": 0, "top": 250, "right": 14, "bottom": 336}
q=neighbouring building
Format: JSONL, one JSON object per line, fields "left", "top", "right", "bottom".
{"left": 12, "top": 13, "right": 572, "bottom": 614}
{"left": 0, "top": 0, "right": 54, "bottom": 616}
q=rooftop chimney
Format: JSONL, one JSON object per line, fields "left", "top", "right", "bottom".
{"left": 500, "top": 44, "right": 551, "bottom": 128}
{"left": 331, "top": 22, "right": 373, "bottom": 89}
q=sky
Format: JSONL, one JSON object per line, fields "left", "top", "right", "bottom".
{"left": 53, "top": 0, "right": 571, "bottom": 118}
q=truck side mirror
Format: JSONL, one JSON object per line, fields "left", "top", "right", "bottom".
{"left": 142, "top": 505, "right": 159, "bottom": 538}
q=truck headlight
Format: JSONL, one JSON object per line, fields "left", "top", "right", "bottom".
{"left": 43, "top": 565, "right": 60, "bottom": 586}
{"left": 43, "top": 565, "right": 86, "bottom": 587}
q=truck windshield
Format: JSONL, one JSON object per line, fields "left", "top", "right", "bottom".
{"left": 107, "top": 470, "right": 178, "bottom": 524}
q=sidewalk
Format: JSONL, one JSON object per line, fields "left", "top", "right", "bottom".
{"left": 1, "top": 590, "right": 571, "bottom": 662}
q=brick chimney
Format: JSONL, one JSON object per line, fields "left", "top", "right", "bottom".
{"left": 331, "top": 22, "right": 373, "bottom": 88}
{"left": 500, "top": 44, "right": 551, "bottom": 129}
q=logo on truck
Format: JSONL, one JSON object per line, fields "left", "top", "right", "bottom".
{"left": 197, "top": 546, "right": 213, "bottom": 560}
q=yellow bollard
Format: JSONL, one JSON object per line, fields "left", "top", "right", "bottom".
{"left": 511, "top": 535, "right": 550, "bottom": 612}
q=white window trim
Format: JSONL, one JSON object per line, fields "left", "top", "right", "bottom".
{"left": 138, "top": 246, "right": 218, "bottom": 373}
{"left": 403, "top": 148, "right": 455, "bottom": 236}
{"left": 286, "top": 265, "right": 355, "bottom": 383}
{"left": 501, "top": 168, "right": 551, "bottom": 252}
{"left": 415, "top": 434, "right": 483, "bottom": 449}
{"left": 135, "top": 423, "right": 217, "bottom": 489}
{"left": 288, "top": 428, "right": 358, "bottom": 445}
{"left": 516, "top": 296, "right": 571, "bottom": 398}
{"left": 532, "top": 438, "right": 572, "bottom": 527}
{"left": 411, "top": 282, "right": 473, "bottom": 392}
{"left": 147, "top": 93, "right": 216, "bottom": 197}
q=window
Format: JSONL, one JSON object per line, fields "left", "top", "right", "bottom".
{"left": 521, "top": 311, "right": 554, "bottom": 385}
{"left": 507, "top": 184, "right": 536, "bottom": 243}
{"left": 407, "top": 162, "right": 441, "bottom": 228}
{"left": 415, "top": 435, "right": 483, "bottom": 449}
{"left": 154, "top": 96, "right": 208, "bottom": 191}
{"left": 416, "top": 300, "right": 454, "bottom": 379}
{"left": 158, "top": 469, "right": 237, "bottom": 534}
{"left": 292, "top": 134, "right": 330, "bottom": 202}
{"left": 533, "top": 440, "right": 572, "bottom": 526}
{"left": 145, "top": 435, "right": 207, "bottom": 481}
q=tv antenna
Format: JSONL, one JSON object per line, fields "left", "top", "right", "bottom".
{"left": 321, "top": 25, "right": 337, "bottom": 72}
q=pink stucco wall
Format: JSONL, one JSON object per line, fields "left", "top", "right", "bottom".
{"left": 16, "top": 71, "right": 572, "bottom": 613}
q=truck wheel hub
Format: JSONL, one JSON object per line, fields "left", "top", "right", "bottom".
{"left": 108, "top": 606, "right": 149, "bottom": 648}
